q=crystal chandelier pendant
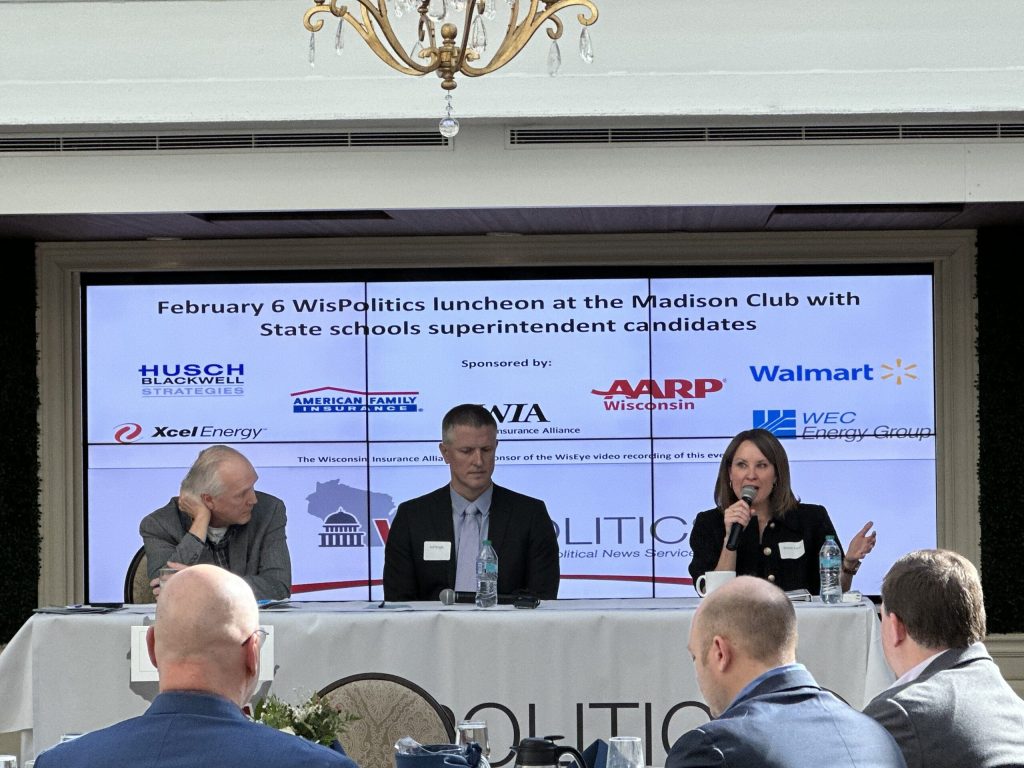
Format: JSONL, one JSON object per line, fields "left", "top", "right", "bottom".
{"left": 439, "top": 94, "right": 460, "bottom": 138}
{"left": 470, "top": 16, "right": 487, "bottom": 55}
{"left": 482, "top": 0, "right": 497, "bottom": 19}
{"left": 410, "top": 40, "right": 424, "bottom": 61}
{"left": 451, "top": 0, "right": 467, "bottom": 10}
{"left": 547, "top": 40, "right": 562, "bottom": 76}
{"left": 334, "top": 19, "right": 345, "bottom": 55}
{"left": 308, "top": 32, "right": 316, "bottom": 68}
{"left": 578, "top": 27, "right": 593, "bottom": 63}
{"left": 427, "top": 0, "right": 447, "bottom": 22}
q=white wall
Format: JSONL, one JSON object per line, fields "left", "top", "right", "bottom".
{"left": 2, "top": 0, "right": 1024, "bottom": 125}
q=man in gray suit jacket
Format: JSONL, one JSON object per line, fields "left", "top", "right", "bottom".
{"left": 863, "top": 549, "right": 1024, "bottom": 768}
{"left": 383, "top": 404, "right": 559, "bottom": 601}
{"left": 667, "top": 576, "right": 905, "bottom": 768}
{"left": 140, "top": 445, "right": 292, "bottom": 600}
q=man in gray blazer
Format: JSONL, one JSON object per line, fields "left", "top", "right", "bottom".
{"left": 864, "top": 549, "right": 1024, "bottom": 768}
{"left": 140, "top": 445, "right": 292, "bottom": 600}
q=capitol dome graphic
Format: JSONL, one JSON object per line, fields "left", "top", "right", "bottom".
{"left": 319, "top": 507, "right": 366, "bottom": 548}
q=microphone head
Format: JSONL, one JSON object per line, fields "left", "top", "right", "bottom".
{"left": 439, "top": 588, "right": 456, "bottom": 606}
{"left": 740, "top": 485, "right": 757, "bottom": 505}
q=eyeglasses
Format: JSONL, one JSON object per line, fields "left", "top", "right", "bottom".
{"left": 243, "top": 628, "right": 268, "bottom": 648}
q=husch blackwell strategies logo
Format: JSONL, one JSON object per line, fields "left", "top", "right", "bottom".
{"left": 139, "top": 362, "right": 245, "bottom": 397}
{"left": 290, "top": 386, "right": 420, "bottom": 414}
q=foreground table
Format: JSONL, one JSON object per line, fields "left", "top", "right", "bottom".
{"left": 0, "top": 597, "right": 892, "bottom": 764}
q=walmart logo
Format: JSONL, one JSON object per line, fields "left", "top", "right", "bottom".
{"left": 754, "top": 409, "right": 797, "bottom": 438}
{"left": 879, "top": 358, "right": 918, "bottom": 385}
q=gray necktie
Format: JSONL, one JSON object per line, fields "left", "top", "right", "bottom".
{"left": 455, "top": 505, "right": 481, "bottom": 592}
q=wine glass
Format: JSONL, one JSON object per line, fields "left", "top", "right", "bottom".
{"left": 456, "top": 720, "right": 490, "bottom": 766}
{"left": 607, "top": 736, "right": 643, "bottom": 768}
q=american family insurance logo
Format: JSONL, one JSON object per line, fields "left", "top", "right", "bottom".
{"left": 591, "top": 378, "right": 725, "bottom": 411}
{"left": 290, "top": 386, "right": 420, "bottom": 414}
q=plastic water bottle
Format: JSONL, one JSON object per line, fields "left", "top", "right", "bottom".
{"left": 819, "top": 535, "right": 842, "bottom": 604}
{"left": 475, "top": 539, "right": 498, "bottom": 608}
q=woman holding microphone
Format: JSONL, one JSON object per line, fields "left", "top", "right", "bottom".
{"left": 689, "top": 428, "right": 876, "bottom": 594}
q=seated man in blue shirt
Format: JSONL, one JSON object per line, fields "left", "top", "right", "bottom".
{"left": 666, "top": 576, "right": 905, "bottom": 768}
{"left": 35, "top": 564, "right": 358, "bottom": 768}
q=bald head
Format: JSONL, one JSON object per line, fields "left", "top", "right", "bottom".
{"left": 150, "top": 565, "right": 260, "bottom": 705}
{"left": 694, "top": 576, "right": 797, "bottom": 666}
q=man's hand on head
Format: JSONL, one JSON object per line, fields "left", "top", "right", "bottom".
{"left": 178, "top": 489, "right": 213, "bottom": 542}
{"left": 177, "top": 491, "right": 211, "bottom": 524}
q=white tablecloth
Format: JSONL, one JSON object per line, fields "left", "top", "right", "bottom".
{"left": 0, "top": 598, "right": 893, "bottom": 763}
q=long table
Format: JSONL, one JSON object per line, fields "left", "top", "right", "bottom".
{"left": 0, "top": 598, "right": 892, "bottom": 765}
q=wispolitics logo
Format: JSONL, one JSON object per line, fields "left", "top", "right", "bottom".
{"left": 591, "top": 378, "right": 725, "bottom": 411}
{"left": 290, "top": 386, "right": 420, "bottom": 414}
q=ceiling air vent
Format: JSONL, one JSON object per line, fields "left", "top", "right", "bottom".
{"left": 509, "top": 122, "right": 1024, "bottom": 147}
{"left": 0, "top": 130, "right": 449, "bottom": 155}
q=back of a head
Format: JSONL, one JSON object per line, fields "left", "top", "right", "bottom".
{"left": 697, "top": 576, "right": 798, "bottom": 666}
{"left": 155, "top": 564, "right": 258, "bottom": 674}
{"left": 180, "top": 444, "right": 249, "bottom": 497}
{"left": 882, "top": 548, "right": 986, "bottom": 649}
{"left": 441, "top": 403, "right": 497, "bottom": 442}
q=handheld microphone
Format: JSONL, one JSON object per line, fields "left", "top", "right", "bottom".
{"left": 439, "top": 589, "right": 538, "bottom": 607}
{"left": 725, "top": 485, "right": 757, "bottom": 551}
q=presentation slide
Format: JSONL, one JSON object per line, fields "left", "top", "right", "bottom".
{"left": 83, "top": 269, "right": 936, "bottom": 602}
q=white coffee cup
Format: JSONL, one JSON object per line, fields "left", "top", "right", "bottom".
{"left": 695, "top": 570, "right": 736, "bottom": 597}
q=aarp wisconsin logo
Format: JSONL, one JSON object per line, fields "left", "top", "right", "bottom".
{"left": 753, "top": 410, "right": 797, "bottom": 438}
{"left": 114, "top": 423, "right": 143, "bottom": 443}
{"left": 591, "top": 378, "right": 725, "bottom": 411}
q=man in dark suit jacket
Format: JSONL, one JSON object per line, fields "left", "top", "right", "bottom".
{"left": 666, "top": 576, "right": 905, "bottom": 768}
{"left": 140, "top": 444, "right": 292, "bottom": 600}
{"left": 863, "top": 549, "right": 1024, "bottom": 768}
{"left": 383, "top": 404, "right": 559, "bottom": 601}
{"left": 34, "top": 565, "right": 358, "bottom": 768}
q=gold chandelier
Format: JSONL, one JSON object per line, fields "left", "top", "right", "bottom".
{"left": 303, "top": 0, "right": 599, "bottom": 136}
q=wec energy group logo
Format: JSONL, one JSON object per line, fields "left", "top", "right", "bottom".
{"left": 114, "top": 422, "right": 143, "bottom": 443}
{"left": 753, "top": 410, "right": 797, "bottom": 438}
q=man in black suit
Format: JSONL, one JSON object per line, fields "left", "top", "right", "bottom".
{"left": 383, "top": 403, "right": 560, "bottom": 601}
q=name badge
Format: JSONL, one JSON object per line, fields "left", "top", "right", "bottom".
{"left": 424, "top": 541, "right": 451, "bottom": 561}
{"left": 779, "top": 541, "right": 805, "bottom": 560}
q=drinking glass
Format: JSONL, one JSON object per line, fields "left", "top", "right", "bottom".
{"left": 456, "top": 720, "right": 490, "bottom": 758}
{"left": 607, "top": 736, "right": 643, "bottom": 768}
